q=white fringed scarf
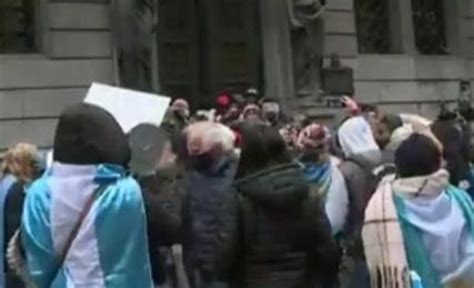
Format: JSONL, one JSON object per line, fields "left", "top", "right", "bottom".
{"left": 363, "top": 175, "right": 411, "bottom": 288}
{"left": 362, "top": 169, "right": 450, "bottom": 288}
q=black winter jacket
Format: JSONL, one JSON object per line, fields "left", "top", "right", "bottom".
{"left": 226, "top": 163, "right": 340, "bottom": 288}
{"left": 182, "top": 157, "right": 238, "bottom": 286}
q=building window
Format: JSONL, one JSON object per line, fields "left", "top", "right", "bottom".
{"left": 354, "top": 0, "right": 391, "bottom": 54}
{"left": 0, "top": 0, "right": 35, "bottom": 53}
{"left": 411, "top": 0, "right": 447, "bottom": 55}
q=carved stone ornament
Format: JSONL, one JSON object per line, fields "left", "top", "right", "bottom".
{"left": 287, "top": 0, "right": 325, "bottom": 28}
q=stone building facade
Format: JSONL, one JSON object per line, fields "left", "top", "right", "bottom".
{"left": 0, "top": 0, "right": 473, "bottom": 149}
{"left": 0, "top": 0, "right": 114, "bottom": 150}
{"left": 321, "top": 0, "right": 474, "bottom": 118}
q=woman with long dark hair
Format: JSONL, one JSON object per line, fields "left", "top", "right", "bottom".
{"left": 222, "top": 122, "right": 340, "bottom": 288}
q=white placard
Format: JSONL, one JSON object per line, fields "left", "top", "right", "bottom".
{"left": 84, "top": 83, "right": 171, "bottom": 133}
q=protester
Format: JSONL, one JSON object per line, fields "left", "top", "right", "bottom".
{"left": 279, "top": 123, "right": 300, "bottom": 153}
{"left": 363, "top": 133, "right": 474, "bottom": 288}
{"left": 171, "top": 98, "right": 191, "bottom": 120}
{"left": 17, "top": 104, "right": 153, "bottom": 287}
{"left": 217, "top": 93, "right": 241, "bottom": 125}
{"left": 215, "top": 93, "right": 232, "bottom": 117}
{"left": 1, "top": 82, "right": 471, "bottom": 288}
{"left": 168, "top": 98, "right": 191, "bottom": 131}
{"left": 222, "top": 122, "right": 340, "bottom": 287}
{"left": 129, "top": 124, "right": 184, "bottom": 285}
{"left": 240, "top": 103, "right": 261, "bottom": 121}
{"left": 219, "top": 102, "right": 240, "bottom": 124}
{"left": 297, "top": 123, "right": 349, "bottom": 235}
{"left": 244, "top": 87, "right": 259, "bottom": 104}
{"left": 431, "top": 112, "right": 471, "bottom": 188}
{"left": 180, "top": 122, "right": 238, "bottom": 288}
{"left": 0, "top": 150, "right": 17, "bottom": 288}
{"left": 0, "top": 143, "right": 40, "bottom": 288}
{"left": 337, "top": 115, "right": 380, "bottom": 158}
{"left": 260, "top": 97, "right": 284, "bottom": 128}
{"left": 337, "top": 115, "right": 396, "bottom": 288}
{"left": 371, "top": 114, "right": 404, "bottom": 150}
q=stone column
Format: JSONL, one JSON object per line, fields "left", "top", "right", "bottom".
{"left": 259, "top": 0, "right": 295, "bottom": 103}
{"left": 388, "top": 0, "right": 416, "bottom": 54}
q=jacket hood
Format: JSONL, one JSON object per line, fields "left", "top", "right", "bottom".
{"left": 338, "top": 116, "right": 380, "bottom": 157}
{"left": 235, "top": 163, "right": 308, "bottom": 211}
{"left": 53, "top": 104, "right": 131, "bottom": 166}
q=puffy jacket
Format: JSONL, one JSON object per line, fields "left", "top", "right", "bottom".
{"left": 182, "top": 157, "right": 238, "bottom": 286}
{"left": 229, "top": 163, "right": 340, "bottom": 288}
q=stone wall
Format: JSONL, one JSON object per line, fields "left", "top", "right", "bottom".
{"left": 318, "top": 0, "right": 474, "bottom": 119}
{"left": 0, "top": 0, "right": 114, "bottom": 150}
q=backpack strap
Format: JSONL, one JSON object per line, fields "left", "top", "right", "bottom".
{"left": 48, "top": 184, "right": 109, "bottom": 286}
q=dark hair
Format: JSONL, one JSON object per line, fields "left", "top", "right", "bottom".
{"left": 381, "top": 114, "right": 403, "bottom": 133}
{"left": 431, "top": 119, "right": 470, "bottom": 185}
{"left": 360, "top": 103, "right": 378, "bottom": 114}
{"left": 437, "top": 106, "right": 457, "bottom": 121}
{"left": 395, "top": 134, "right": 441, "bottom": 178}
{"left": 236, "top": 121, "right": 291, "bottom": 178}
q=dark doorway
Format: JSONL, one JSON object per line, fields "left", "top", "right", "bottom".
{"left": 156, "top": 0, "right": 262, "bottom": 109}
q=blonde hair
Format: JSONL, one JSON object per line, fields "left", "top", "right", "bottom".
{"left": 1, "top": 143, "right": 38, "bottom": 183}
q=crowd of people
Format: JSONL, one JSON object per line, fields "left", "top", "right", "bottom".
{"left": 0, "top": 89, "right": 473, "bottom": 288}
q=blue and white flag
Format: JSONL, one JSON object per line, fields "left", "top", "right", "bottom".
{"left": 21, "top": 163, "right": 153, "bottom": 288}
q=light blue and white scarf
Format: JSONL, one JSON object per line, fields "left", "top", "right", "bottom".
{"left": 393, "top": 171, "right": 474, "bottom": 288}
{"left": 302, "top": 157, "right": 349, "bottom": 235}
{"left": 21, "top": 163, "right": 153, "bottom": 288}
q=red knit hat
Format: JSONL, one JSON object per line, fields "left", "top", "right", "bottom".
{"left": 216, "top": 93, "right": 231, "bottom": 108}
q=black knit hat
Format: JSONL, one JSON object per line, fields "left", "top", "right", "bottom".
{"left": 395, "top": 133, "right": 442, "bottom": 178}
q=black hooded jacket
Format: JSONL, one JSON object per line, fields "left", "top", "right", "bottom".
{"left": 225, "top": 163, "right": 340, "bottom": 288}
{"left": 182, "top": 155, "right": 239, "bottom": 285}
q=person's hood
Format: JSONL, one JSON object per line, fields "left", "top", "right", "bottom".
{"left": 235, "top": 163, "right": 308, "bottom": 211}
{"left": 337, "top": 116, "right": 380, "bottom": 157}
{"left": 53, "top": 103, "right": 131, "bottom": 166}
{"left": 392, "top": 169, "right": 449, "bottom": 198}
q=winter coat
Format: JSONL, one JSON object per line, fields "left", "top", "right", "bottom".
{"left": 431, "top": 119, "right": 471, "bottom": 186}
{"left": 227, "top": 163, "right": 340, "bottom": 288}
{"left": 338, "top": 150, "right": 395, "bottom": 240}
{"left": 21, "top": 104, "right": 153, "bottom": 287}
{"left": 3, "top": 181, "right": 26, "bottom": 288}
{"left": 337, "top": 150, "right": 395, "bottom": 288}
{"left": 182, "top": 157, "right": 238, "bottom": 286}
{"left": 138, "top": 162, "right": 185, "bottom": 284}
